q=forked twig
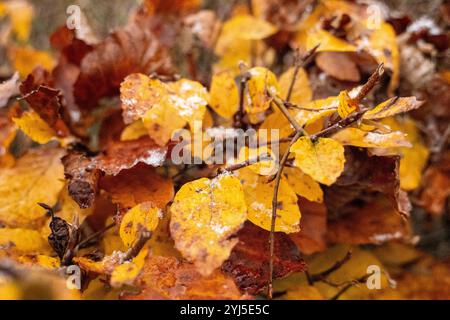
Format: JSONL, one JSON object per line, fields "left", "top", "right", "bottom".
{"left": 266, "top": 64, "right": 384, "bottom": 299}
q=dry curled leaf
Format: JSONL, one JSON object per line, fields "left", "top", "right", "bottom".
{"left": 62, "top": 145, "right": 101, "bottom": 209}
{"left": 19, "top": 68, "right": 70, "bottom": 138}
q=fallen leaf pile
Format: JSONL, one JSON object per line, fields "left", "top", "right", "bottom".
{"left": 0, "top": 0, "right": 449, "bottom": 300}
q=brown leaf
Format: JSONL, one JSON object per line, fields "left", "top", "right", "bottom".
{"left": 62, "top": 145, "right": 101, "bottom": 209}
{"left": 327, "top": 198, "right": 411, "bottom": 245}
{"left": 73, "top": 22, "right": 173, "bottom": 110}
{"left": 96, "top": 136, "right": 168, "bottom": 176}
{"left": 315, "top": 52, "right": 361, "bottom": 82}
{"left": 222, "top": 222, "right": 306, "bottom": 295}
{"left": 99, "top": 163, "right": 174, "bottom": 214}
{"left": 324, "top": 148, "right": 410, "bottom": 218}
{"left": 418, "top": 164, "right": 450, "bottom": 216}
{"left": 289, "top": 198, "right": 327, "bottom": 255}
{"left": 19, "top": 68, "right": 70, "bottom": 137}
{"left": 122, "top": 255, "right": 246, "bottom": 300}
{"left": 50, "top": 26, "right": 93, "bottom": 66}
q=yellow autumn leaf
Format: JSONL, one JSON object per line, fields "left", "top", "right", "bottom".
{"left": 0, "top": 266, "right": 80, "bottom": 300}
{"left": 120, "top": 73, "right": 168, "bottom": 123}
{"left": 245, "top": 67, "right": 280, "bottom": 114}
{"left": 302, "top": 29, "right": 357, "bottom": 52}
{"left": 147, "top": 209, "right": 181, "bottom": 258}
{"left": 0, "top": 148, "right": 65, "bottom": 228}
{"left": 214, "top": 39, "right": 275, "bottom": 76}
{"left": 259, "top": 109, "right": 294, "bottom": 140}
{"left": 0, "top": 228, "right": 51, "bottom": 256}
{"left": 382, "top": 117, "right": 429, "bottom": 190}
{"left": 0, "top": 0, "right": 34, "bottom": 42}
{"left": 291, "top": 137, "right": 345, "bottom": 186}
{"left": 278, "top": 67, "right": 312, "bottom": 107}
{"left": 281, "top": 286, "right": 325, "bottom": 300}
{"left": 170, "top": 174, "right": 247, "bottom": 275}
{"left": 120, "top": 120, "right": 148, "bottom": 141}
{"left": 102, "top": 218, "right": 127, "bottom": 256}
{"left": 0, "top": 281, "right": 21, "bottom": 300}
{"left": 17, "top": 255, "right": 60, "bottom": 269}
{"left": 363, "top": 23, "right": 399, "bottom": 95}
{"left": 209, "top": 70, "right": 239, "bottom": 119}
{"left": 332, "top": 127, "right": 411, "bottom": 148}
{"left": 142, "top": 99, "right": 187, "bottom": 146}
{"left": 283, "top": 167, "right": 323, "bottom": 203}
{"left": 110, "top": 248, "right": 148, "bottom": 287}
{"left": 8, "top": 46, "right": 55, "bottom": 78}
{"left": 237, "top": 168, "right": 301, "bottom": 233}
{"left": 293, "top": 97, "right": 338, "bottom": 128}
{"left": 120, "top": 202, "right": 161, "bottom": 248}
{"left": 168, "top": 79, "right": 209, "bottom": 130}
{"left": 12, "top": 110, "right": 59, "bottom": 144}
{"left": 337, "top": 90, "right": 357, "bottom": 119}
{"left": 364, "top": 97, "right": 424, "bottom": 120}
{"left": 221, "top": 14, "right": 277, "bottom": 40}
{"left": 309, "top": 245, "right": 391, "bottom": 300}
{"left": 121, "top": 74, "right": 208, "bottom": 146}
{"left": 236, "top": 145, "right": 277, "bottom": 176}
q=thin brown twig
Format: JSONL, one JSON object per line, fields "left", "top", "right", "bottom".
{"left": 267, "top": 130, "right": 303, "bottom": 299}
{"left": 217, "top": 155, "right": 273, "bottom": 175}
{"left": 77, "top": 222, "right": 116, "bottom": 249}
{"left": 330, "top": 273, "right": 373, "bottom": 300}
{"left": 269, "top": 92, "right": 307, "bottom": 135}
{"left": 286, "top": 44, "right": 320, "bottom": 102}
{"left": 234, "top": 67, "right": 251, "bottom": 128}
{"left": 310, "top": 109, "right": 368, "bottom": 141}
{"left": 205, "top": 0, "right": 238, "bottom": 81}
{"left": 247, "top": 0, "right": 256, "bottom": 67}
{"left": 350, "top": 63, "right": 384, "bottom": 106}
{"left": 308, "top": 251, "right": 352, "bottom": 283}
{"left": 123, "top": 229, "right": 152, "bottom": 262}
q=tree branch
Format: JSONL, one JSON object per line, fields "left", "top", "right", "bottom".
{"left": 286, "top": 44, "right": 320, "bottom": 102}
{"left": 267, "top": 130, "right": 303, "bottom": 299}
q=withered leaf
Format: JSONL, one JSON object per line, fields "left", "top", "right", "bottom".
{"left": 100, "top": 163, "right": 174, "bottom": 214}
{"left": 327, "top": 198, "right": 411, "bottom": 245}
{"left": 289, "top": 198, "right": 327, "bottom": 255}
{"left": 324, "top": 148, "right": 410, "bottom": 218}
{"left": 96, "top": 136, "right": 169, "bottom": 176}
{"left": 123, "top": 254, "right": 245, "bottom": 300}
{"left": 62, "top": 145, "right": 101, "bottom": 209}
{"left": 316, "top": 52, "right": 361, "bottom": 82}
{"left": 222, "top": 222, "right": 306, "bottom": 295}
{"left": 19, "top": 68, "right": 70, "bottom": 137}
{"left": 73, "top": 22, "right": 173, "bottom": 110}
